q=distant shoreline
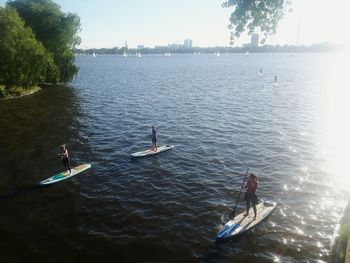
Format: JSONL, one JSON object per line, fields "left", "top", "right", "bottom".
{"left": 74, "top": 42, "right": 348, "bottom": 56}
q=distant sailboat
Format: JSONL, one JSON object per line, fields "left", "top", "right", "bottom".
{"left": 92, "top": 52, "right": 96, "bottom": 57}
{"left": 138, "top": 52, "right": 141, "bottom": 58}
{"left": 123, "top": 52, "right": 127, "bottom": 57}
{"left": 245, "top": 51, "right": 250, "bottom": 56}
{"left": 216, "top": 52, "right": 220, "bottom": 57}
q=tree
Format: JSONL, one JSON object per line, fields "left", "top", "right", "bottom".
{"left": 7, "top": 0, "right": 81, "bottom": 83}
{"left": 0, "top": 7, "right": 55, "bottom": 90}
{"left": 223, "top": 0, "right": 290, "bottom": 45}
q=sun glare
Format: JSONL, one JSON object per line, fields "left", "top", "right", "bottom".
{"left": 322, "top": 52, "right": 350, "bottom": 188}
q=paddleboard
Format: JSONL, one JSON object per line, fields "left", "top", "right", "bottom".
{"left": 39, "top": 164, "right": 91, "bottom": 185}
{"left": 131, "top": 145, "right": 174, "bottom": 158}
{"left": 216, "top": 200, "right": 277, "bottom": 241}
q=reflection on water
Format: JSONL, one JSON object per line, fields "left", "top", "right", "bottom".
{"left": 0, "top": 53, "right": 349, "bottom": 262}
{"left": 0, "top": 86, "right": 89, "bottom": 192}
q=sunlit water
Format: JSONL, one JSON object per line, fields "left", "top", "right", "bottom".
{"left": 0, "top": 53, "right": 349, "bottom": 262}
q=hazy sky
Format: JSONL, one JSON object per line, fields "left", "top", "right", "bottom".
{"left": 1, "top": 0, "right": 349, "bottom": 48}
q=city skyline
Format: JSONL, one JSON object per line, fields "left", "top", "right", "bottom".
{"left": 1, "top": 0, "right": 349, "bottom": 49}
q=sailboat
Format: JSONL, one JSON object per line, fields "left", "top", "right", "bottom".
{"left": 123, "top": 52, "right": 127, "bottom": 57}
{"left": 92, "top": 52, "right": 96, "bottom": 57}
{"left": 138, "top": 52, "right": 141, "bottom": 58}
{"left": 216, "top": 52, "right": 220, "bottom": 57}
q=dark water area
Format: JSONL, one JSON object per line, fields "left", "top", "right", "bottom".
{"left": 0, "top": 53, "right": 349, "bottom": 262}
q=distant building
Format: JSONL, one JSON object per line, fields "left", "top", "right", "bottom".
{"left": 250, "top": 34, "right": 259, "bottom": 48}
{"left": 137, "top": 45, "right": 144, "bottom": 49}
{"left": 168, "top": 43, "right": 182, "bottom": 49}
{"left": 125, "top": 41, "right": 128, "bottom": 49}
{"left": 183, "top": 39, "right": 193, "bottom": 48}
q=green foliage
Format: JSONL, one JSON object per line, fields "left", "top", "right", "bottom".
{"left": 223, "top": 0, "right": 288, "bottom": 45}
{"left": 340, "top": 223, "right": 350, "bottom": 243}
{"left": 0, "top": 7, "right": 49, "bottom": 89}
{"left": 0, "top": 85, "right": 6, "bottom": 98}
{"left": 7, "top": 0, "right": 81, "bottom": 83}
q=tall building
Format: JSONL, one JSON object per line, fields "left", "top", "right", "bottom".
{"left": 183, "top": 39, "right": 193, "bottom": 48}
{"left": 250, "top": 34, "right": 259, "bottom": 48}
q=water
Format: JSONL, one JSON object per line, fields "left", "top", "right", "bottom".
{"left": 0, "top": 53, "right": 349, "bottom": 262}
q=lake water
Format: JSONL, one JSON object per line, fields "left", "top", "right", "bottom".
{"left": 0, "top": 53, "right": 349, "bottom": 262}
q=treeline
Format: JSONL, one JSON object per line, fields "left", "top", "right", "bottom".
{"left": 0, "top": 0, "right": 81, "bottom": 91}
{"left": 74, "top": 43, "right": 342, "bottom": 56}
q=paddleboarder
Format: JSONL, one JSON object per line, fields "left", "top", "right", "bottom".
{"left": 59, "top": 144, "right": 71, "bottom": 175}
{"left": 151, "top": 125, "right": 157, "bottom": 152}
{"left": 243, "top": 173, "right": 259, "bottom": 220}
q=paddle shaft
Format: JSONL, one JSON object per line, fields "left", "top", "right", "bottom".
{"left": 229, "top": 167, "right": 249, "bottom": 219}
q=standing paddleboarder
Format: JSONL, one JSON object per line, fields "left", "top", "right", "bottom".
{"left": 151, "top": 125, "right": 157, "bottom": 152}
{"left": 243, "top": 173, "right": 259, "bottom": 220}
{"left": 59, "top": 144, "right": 71, "bottom": 175}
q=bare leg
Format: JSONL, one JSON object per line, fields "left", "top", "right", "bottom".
{"left": 252, "top": 200, "right": 257, "bottom": 220}
{"left": 244, "top": 199, "right": 250, "bottom": 216}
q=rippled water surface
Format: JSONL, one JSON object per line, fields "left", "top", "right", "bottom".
{"left": 0, "top": 53, "right": 349, "bottom": 262}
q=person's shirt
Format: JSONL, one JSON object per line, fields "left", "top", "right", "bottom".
{"left": 61, "top": 149, "right": 69, "bottom": 159}
{"left": 246, "top": 178, "right": 258, "bottom": 194}
{"left": 152, "top": 128, "right": 157, "bottom": 139}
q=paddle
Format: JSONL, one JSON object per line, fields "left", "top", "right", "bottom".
{"left": 229, "top": 167, "right": 249, "bottom": 220}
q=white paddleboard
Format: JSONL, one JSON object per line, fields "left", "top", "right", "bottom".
{"left": 131, "top": 145, "right": 174, "bottom": 158}
{"left": 216, "top": 200, "right": 277, "bottom": 241}
{"left": 39, "top": 164, "right": 91, "bottom": 185}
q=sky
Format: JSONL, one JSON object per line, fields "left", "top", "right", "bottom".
{"left": 1, "top": 0, "right": 349, "bottom": 49}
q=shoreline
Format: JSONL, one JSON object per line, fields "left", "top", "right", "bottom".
{"left": 0, "top": 86, "right": 41, "bottom": 100}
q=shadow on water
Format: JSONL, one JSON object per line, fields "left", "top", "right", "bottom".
{"left": 0, "top": 184, "right": 53, "bottom": 204}
{"left": 0, "top": 84, "right": 91, "bottom": 198}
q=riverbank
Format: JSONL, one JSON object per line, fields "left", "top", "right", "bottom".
{"left": 0, "top": 85, "right": 41, "bottom": 100}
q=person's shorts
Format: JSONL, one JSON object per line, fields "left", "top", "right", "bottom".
{"left": 244, "top": 193, "right": 258, "bottom": 205}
